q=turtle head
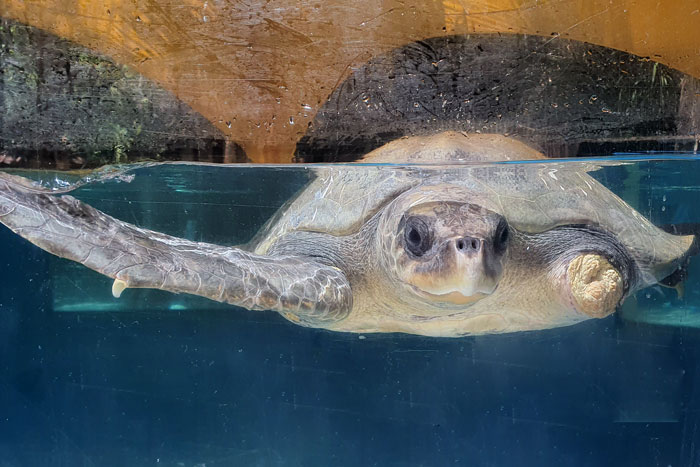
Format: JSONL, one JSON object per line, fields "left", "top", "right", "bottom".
{"left": 378, "top": 187, "right": 509, "bottom": 305}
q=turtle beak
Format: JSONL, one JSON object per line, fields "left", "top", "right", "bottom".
{"left": 399, "top": 204, "right": 509, "bottom": 303}
{"left": 452, "top": 235, "right": 502, "bottom": 294}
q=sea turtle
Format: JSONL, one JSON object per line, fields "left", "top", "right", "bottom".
{"left": 0, "top": 132, "right": 695, "bottom": 337}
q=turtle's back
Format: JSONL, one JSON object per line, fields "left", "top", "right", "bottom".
{"left": 252, "top": 132, "right": 693, "bottom": 285}
{"left": 252, "top": 132, "right": 539, "bottom": 255}
{"left": 251, "top": 166, "right": 418, "bottom": 254}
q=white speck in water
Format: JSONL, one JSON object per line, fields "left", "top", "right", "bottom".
{"left": 661, "top": 206, "right": 666, "bottom": 211}
{"left": 301, "top": 103, "right": 312, "bottom": 111}
{"left": 646, "top": 293, "right": 651, "bottom": 299}
{"left": 359, "top": 335, "right": 366, "bottom": 340}
{"left": 662, "top": 195, "right": 667, "bottom": 202}
{"left": 226, "top": 121, "right": 231, "bottom": 128}
{"left": 203, "top": 15, "right": 208, "bottom": 22}
{"left": 289, "top": 116, "right": 294, "bottom": 125}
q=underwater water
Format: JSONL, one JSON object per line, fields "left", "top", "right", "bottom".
{"left": 1, "top": 158, "right": 700, "bottom": 466}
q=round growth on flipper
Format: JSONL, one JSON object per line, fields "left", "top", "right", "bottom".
{"left": 568, "top": 254, "right": 623, "bottom": 318}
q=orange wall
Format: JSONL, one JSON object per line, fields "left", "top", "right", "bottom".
{"left": 2, "top": 0, "right": 699, "bottom": 161}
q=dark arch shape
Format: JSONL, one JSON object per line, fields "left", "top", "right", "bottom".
{"left": 296, "top": 34, "right": 700, "bottom": 162}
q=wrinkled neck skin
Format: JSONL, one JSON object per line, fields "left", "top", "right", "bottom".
{"left": 266, "top": 215, "right": 380, "bottom": 286}
{"left": 268, "top": 218, "right": 642, "bottom": 337}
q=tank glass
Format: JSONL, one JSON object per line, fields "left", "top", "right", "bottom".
{"left": 1, "top": 159, "right": 700, "bottom": 465}
{"left": 2, "top": 1, "right": 700, "bottom": 464}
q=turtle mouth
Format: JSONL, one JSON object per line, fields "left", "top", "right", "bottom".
{"left": 409, "top": 283, "right": 495, "bottom": 305}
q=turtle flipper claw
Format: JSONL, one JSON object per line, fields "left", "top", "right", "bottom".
{"left": 112, "top": 279, "right": 128, "bottom": 298}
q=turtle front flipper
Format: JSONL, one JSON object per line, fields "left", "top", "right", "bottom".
{"left": 0, "top": 173, "right": 352, "bottom": 327}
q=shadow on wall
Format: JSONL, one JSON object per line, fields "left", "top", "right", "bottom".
{"left": 296, "top": 35, "right": 700, "bottom": 162}
{"left": 0, "top": 18, "right": 248, "bottom": 169}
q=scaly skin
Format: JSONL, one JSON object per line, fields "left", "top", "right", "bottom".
{"left": 0, "top": 172, "right": 352, "bottom": 327}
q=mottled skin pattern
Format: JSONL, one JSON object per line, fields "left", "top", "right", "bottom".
{"left": 0, "top": 132, "right": 695, "bottom": 337}
{"left": 0, "top": 174, "right": 351, "bottom": 326}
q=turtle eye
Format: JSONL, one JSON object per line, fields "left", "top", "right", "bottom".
{"left": 494, "top": 218, "right": 509, "bottom": 254}
{"left": 403, "top": 217, "right": 432, "bottom": 257}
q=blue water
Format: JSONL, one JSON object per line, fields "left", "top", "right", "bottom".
{"left": 1, "top": 158, "right": 700, "bottom": 466}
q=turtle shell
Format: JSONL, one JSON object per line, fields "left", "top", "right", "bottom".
{"left": 253, "top": 132, "right": 693, "bottom": 286}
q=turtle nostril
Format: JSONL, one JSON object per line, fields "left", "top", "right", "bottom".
{"left": 456, "top": 236, "right": 480, "bottom": 252}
